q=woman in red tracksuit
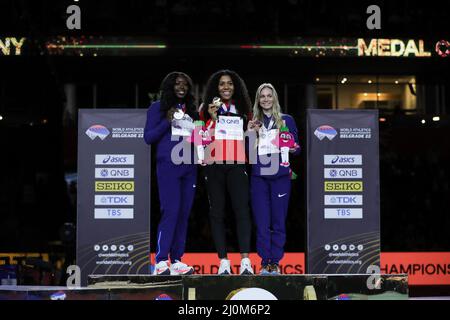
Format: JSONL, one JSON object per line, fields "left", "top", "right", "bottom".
{"left": 199, "top": 69, "right": 254, "bottom": 275}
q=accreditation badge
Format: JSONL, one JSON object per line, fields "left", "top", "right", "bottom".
{"left": 171, "top": 113, "right": 195, "bottom": 137}
{"left": 258, "top": 128, "right": 280, "bottom": 155}
{"left": 215, "top": 116, "right": 244, "bottom": 141}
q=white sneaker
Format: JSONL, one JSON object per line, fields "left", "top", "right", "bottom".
{"left": 239, "top": 258, "right": 254, "bottom": 275}
{"left": 218, "top": 259, "right": 232, "bottom": 275}
{"left": 154, "top": 260, "right": 170, "bottom": 275}
{"left": 170, "top": 260, "right": 194, "bottom": 275}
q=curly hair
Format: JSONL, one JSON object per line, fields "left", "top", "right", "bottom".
{"left": 201, "top": 70, "right": 251, "bottom": 120}
{"left": 159, "top": 71, "right": 196, "bottom": 117}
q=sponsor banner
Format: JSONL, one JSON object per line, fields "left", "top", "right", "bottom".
{"left": 324, "top": 208, "right": 363, "bottom": 219}
{"left": 94, "top": 208, "right": 134, "bottom": 219}
{"left": 95, "top": 181, "right": 135, "bottom": 192}
{"left": 380, "top": 252, "right": 450, "bottom": 286}
{"left": 94, "top": 195, "right": 134, "bottom": 206}
{"left": 95, "top": 168, "right": 134, "bottom": 179}
{"left": 150, "top": 252, "right": 450, "bottom": 286}
{"left": 215, "top": 116, "right": 244, "bottom": 141}
{"left": 324, "top": 181, "right": 363, "bottom": 192}
{"left": 77, "top": 109, "right": 151, "bottom": 286}
{"left": 324, "top": 195, "right": 363, "bottom": 206}
{"left": 95, "top": 154, "right": 135, "bottom": 165}
{"left": 307, "top": 110, "right": 380, "bottom": 274}
{"left": 164, "top": 253, "right": 305, "bottom": 276}
{"left": 324, "top": 155, "right": 362, "bottom": 166}
{"left": 324, "top": 168, "right": 362, "bottom": 179}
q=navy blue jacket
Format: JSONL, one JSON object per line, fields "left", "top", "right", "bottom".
{"left": 144, "top": 100, "right": 197, "bottom": 165}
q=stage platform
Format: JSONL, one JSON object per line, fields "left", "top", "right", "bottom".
{"left": 0, "top": 274, "right": 408, "bottom": 300}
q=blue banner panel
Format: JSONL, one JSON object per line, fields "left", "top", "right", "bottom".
{"left": 77, "top": 109, "right": 151, "bottom": 286}
{"left": 306, "top": 110, "right": 380, "bottom": 274}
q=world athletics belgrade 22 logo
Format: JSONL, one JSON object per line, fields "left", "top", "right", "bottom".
{"left": 314, "top": 125, "right": 338, "bottom": 141}
{"left": 85, "top": 125, "right": 110, "bottom": 140}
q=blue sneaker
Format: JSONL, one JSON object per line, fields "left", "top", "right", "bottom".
{"left": 270, "top": 263, "right": 281, "bottom": 275}
{"left": 259, "top": 265, "right": 272, "bottom": 275}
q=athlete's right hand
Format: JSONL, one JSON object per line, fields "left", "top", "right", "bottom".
{"left": 208, "top": 104, "right": 218, "bottom": 121}
{"left": 247, "top": 120, "right": 262, "bottom": 131}
{"left": 167, "top": 107, "right": 177, "bottom": 121}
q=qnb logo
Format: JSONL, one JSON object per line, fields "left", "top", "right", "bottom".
{"left": 86, "top": 125, "right": 110, "bottom": 140}
{"left": 220, "top": 118, "right": 240, "bottom": 125}
{"left": 314, "top": 125, "right": 337, "bottom": 141}
{"left": 95, "top": 168, "right": 134, "bottom": 179}
{"left": 325, "top": 168, "right": 362, "bottom": 179}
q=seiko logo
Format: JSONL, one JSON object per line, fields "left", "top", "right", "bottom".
{"left": 324, "top": 181, "right": 363, "bottom": 192}
{"left": 95, "top": 181, "right": 135, "bottom": 192}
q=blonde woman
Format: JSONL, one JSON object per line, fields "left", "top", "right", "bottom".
{"left": 247, "top": 83, "right": 300, "bottom": 275}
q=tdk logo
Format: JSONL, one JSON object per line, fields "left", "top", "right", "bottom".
{"left": 324, "top": 195, "right": 363, "bottom": 206}
{"left": 95, "top": 195, "right": 134, "bottom": 206}
{"left": 324, "top": 155, "right": 362, "bottom": 166}
{"left": 95, "top": 154, "right": 134, "bottom": 165}
{"left": 86, "top": 125, "right": 110, "bottom": 140}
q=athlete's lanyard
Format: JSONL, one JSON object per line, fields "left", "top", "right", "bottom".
{"left": 176, "top": 103, "right": 186, "bottom": 113}
{"left": 219, "top": 102, "right": 236, "bottom": 116}
{"left": 264, "top": 115, "right": 275, "bottom": 130}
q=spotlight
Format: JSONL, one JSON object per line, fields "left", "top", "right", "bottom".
{"left": 433, "top": 116, "right": 440, "bottom": 122}
{"left": 421, "top": 119, "right": 426, "bottom": 124}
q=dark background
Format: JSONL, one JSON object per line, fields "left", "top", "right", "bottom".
{"left": 0, "top": 0, "right": 449, "bottom": 266}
